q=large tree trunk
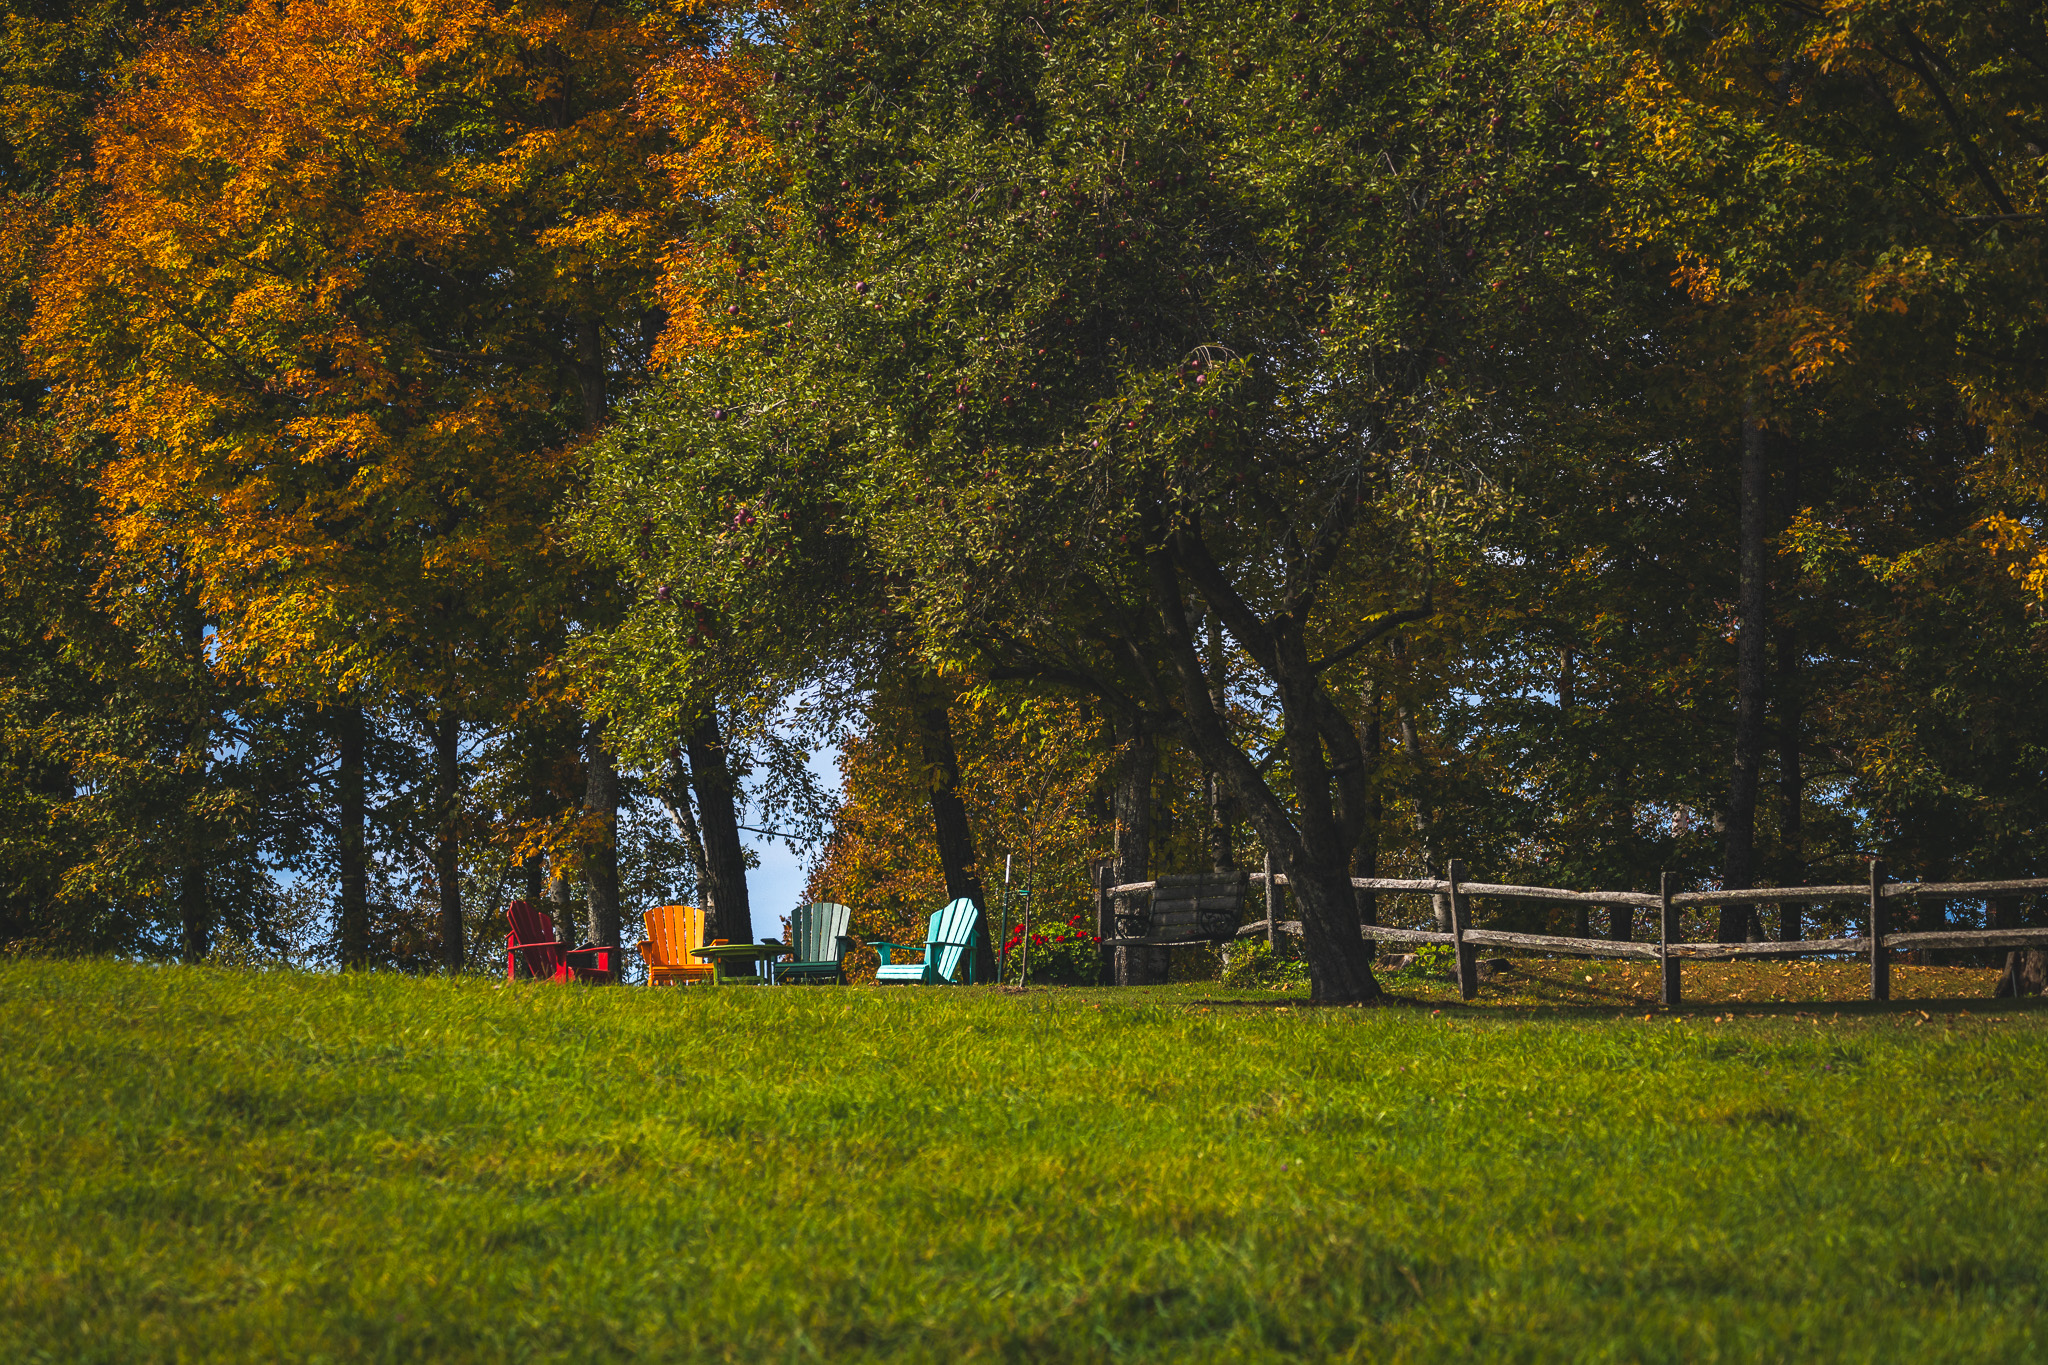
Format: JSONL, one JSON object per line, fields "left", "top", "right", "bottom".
{"left": 336, "top": 702, "right": 368, "bottom": 969}
{"left": 1721, "top": 396, "right": 1769, "bottom": 941}
{"left": 913, "top": 696, "right": 994, "bottom": 982}
{"left": 1271, "top": 625, "right": 1382, "bottom": 1003}
{"left": 686, "top": 709, "right": 754, "bottom": 957}
{"left": 1146, "top": 545, "right": 1382, "bottom": 1003}
{"left": 1109, "top": 710, "right": 1163, "bottom": 986}
{"left": 434, "top": 711, "right": 463, "bottom": 972}
{"left": 582, "top": 727, "right": 620, "bottom": 969}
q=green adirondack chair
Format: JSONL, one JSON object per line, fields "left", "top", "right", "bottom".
{"left": 771, "top": 902, "right": 854, "bottom": 985}
{"left": 870, "top": 898, "right": 981, "bottom": 985}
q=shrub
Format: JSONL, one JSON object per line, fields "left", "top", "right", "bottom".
{"left": 1004, "top": 913, "right": 1100, "bottom": 985}
{"left": 1219, "top": 939, "right": 1309, "bottom": 991}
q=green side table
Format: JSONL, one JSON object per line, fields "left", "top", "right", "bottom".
{"left": 690, "top": 941, "right": 790, "bottom": 985}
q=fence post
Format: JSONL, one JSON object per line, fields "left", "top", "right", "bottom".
{"left": 1660, "top": 872, "right": 1681, "bottom": 1007}
{"left": 1095, "top": 863, "right": 1113, "bottom": 987}
{"left": 1448, "top": 858, "right": 1477, "bottom": 1000}
{"left": 1265, "top": 852, "right": 1279, "bottom": 950}
{"left": 1869, "top": 858, "right": 1889, "bottom": 1002}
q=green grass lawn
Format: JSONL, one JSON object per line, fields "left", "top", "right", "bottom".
{"left": 2, "top": 961, "right": 2043, "bottom": 1362}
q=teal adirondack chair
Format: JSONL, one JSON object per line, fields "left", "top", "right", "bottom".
{"left": 870, "top": 898, "right": 981, "bottom": 985}
{"left": 771, "top": 902, "right": 854, "bottom": 985}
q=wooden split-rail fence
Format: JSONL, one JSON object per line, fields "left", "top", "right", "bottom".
{"left": 1093, "top": 858, "right": 2048, "bottom": 1003}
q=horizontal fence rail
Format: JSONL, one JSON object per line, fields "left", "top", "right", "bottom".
{"left": 1100, "top": 863, "right": 2048, "bottom": 1003}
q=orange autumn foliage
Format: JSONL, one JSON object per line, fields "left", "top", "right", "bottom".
{"left": 807, "top": 691, "right": 1113, "bottom": 978}
{"left": 29, "top": 0, "right": 765, "bottom": 706}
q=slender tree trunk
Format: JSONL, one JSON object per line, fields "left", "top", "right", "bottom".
{"left": 582, "top": 727, "right": 620, "bottom": 967}
{"left": 337, "top": 702, "right": 368, "bottom": 968}
{"left": 1721, "top": 395, "right": 1769, "bottom": 941}
{"left": 1109, "top": 710, "right": 1162, "bottom": 986}
{"left": 1776, "top": 445, "right": 1804, "bottom": 942}
{"left": 1777, "top": 642, "right": 1804, "bottom": 941}
{"left": 1396, "top": 698, "right": 1445, "bottom": 932}
{"left": 686, "top": 709, "right": 754, "bottom": 956}
{"left": 434, "top": 711, "right": 463, "bottom": 973}
{"left": 178, "top": 591, "right": 211, "bottom": 963}
{"left": 576, "top": 313, "right": 607, "bottom": 433}
{"left": 179, "top": 863, "right": 210, "bottom": 964}
{"left": 1353, "top": 684, "right": 1382, "bottom": 956}
{"left": 1204, "top": 615, "right": 1236, "bottom": 873}
{"left": 913, "top": 696, "right": 994, "bottom": 982}
{"left": 660, "top": 746, "right": 713, "bottom": 909}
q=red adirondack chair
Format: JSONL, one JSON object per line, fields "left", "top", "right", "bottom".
{"left": 505, "top": 900, "right": 617, "bottom": 983}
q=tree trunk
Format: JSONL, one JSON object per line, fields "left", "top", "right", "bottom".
{"left": 1721, "top": 395, "right": 1768, "bottom": 941}
{"left": 576, "top": 313, "right": 607, "bottom": 433}
{"left": 582, "top": 727, "right": 620, "bottom": 969}
{"left": 1396, "top": 698, "right": 1445, "bottom": 932}
{"left": 1109, "top": 710, "right": 1163, "bottom": 986}
{"left": 434, "top": 711, "right": 463, "bottom": 973}
{"left": 178, "top": 588, "right": 212, "bottom": 963}
{"left": 913, "top": 696, "right": 994, "bottom": 982}
{"left": 1776, "top": 436, "right": 1804, "bottom": 942}
{"left": 660, "top": 747, "right": 713, "bottom": 909}
{"left": 686, "top": 709, "right": 754, "bottom": 957}
{"left": 1353, "top": 685, "right": 1382, "bottom": 956}
{"left": 1142, "top": 521, "right": 1393, "bottom": 1002}
{"left": 179, "top": 861, "right": 210, "bottom": 964}
{"left": 1204, "top": 614, "right": 1236, "bottom": 873}
{"left": 336, "top": 702, "right": 368, "bottom": 969}
{"left": 1776, "top": 640, "right": 1804, "bottom": 942}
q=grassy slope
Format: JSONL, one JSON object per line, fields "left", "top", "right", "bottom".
{"left": 1, "top": 962, "right": 2043, "bottom": 1363}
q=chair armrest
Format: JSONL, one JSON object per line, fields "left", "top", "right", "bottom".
{"left": 866, "top": 939, "right": 920, "bottom": 966}
{"left": 510, "top": 939, "right": 564, "bottom": 950}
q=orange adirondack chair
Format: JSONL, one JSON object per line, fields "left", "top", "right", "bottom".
{"left": 639, "top": 905, "right": 717, "bottom": 986}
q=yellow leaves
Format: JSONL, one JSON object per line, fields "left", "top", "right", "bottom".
{"left": 1978, "top": 514, "right": 2048, "bottom": 605}
{"left": 1672, "top": 251, "right": 1722, "bottom": 304}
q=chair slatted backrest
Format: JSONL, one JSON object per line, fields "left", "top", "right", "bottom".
{"left": 1145, "top": 873, "right": 1247, "bottom": 943}
{"left": 507, "top": 900, "right": 566, "bottom": 979}
{"left": 930, "top": 898, "right": 980, "bottom": 983}
{"left": 792, "top": 902, "right": 852, "bottom": 963}
{"left": 644, "top": 905, "right": 706, "bottom": 969}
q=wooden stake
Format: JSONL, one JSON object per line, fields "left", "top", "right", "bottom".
{"left": 1449, "top": 858, "right": 1477, "bottom": 1000}
{"left": 1265, "top": 851, "right": 1279, "bottom": 951}
{"left": 1660, "top": 872, "right": 1681, "bottom": 1006}
{"left": 1869, "top": 858, "right": 1888, "bottom": 1002}
{"left": 1094, "top": 863, "right": 1113, "bottom": 987}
